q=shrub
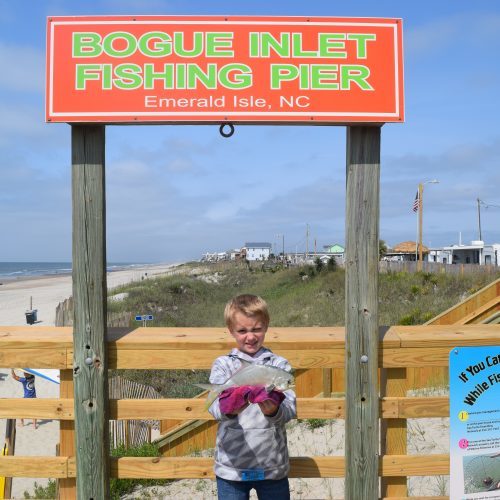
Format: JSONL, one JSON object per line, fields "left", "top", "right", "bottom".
{"left": 305, "top": 418, "right": 329, "bottom": 430}
{"left": 327, "top": 257, "right": 337, "bottom": 272}
{"left": 23, "top": 480, "right": 56, "bottom": 499}
{"left": 314, "top": 257, "right": 324, "bottom": 273}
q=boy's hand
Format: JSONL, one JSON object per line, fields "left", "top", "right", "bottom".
{"left": 226, "top": 401, "right": 250, "bottom": 417}
{"left": 258, "top": 399, "right": 279, "bottom": 416}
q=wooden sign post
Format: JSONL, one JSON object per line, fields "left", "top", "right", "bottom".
{"left": 345, "top": 126, "right": 381, "bottom": 499}
{"left": 71, "top": 125, "right": 110, "bottom": 499}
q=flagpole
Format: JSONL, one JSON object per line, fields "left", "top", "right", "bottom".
{"left": 418, "top": 182, "right": 423, "bottom": 271}
{"left": 415, "top": 205, "right": 418, "bottom": 263}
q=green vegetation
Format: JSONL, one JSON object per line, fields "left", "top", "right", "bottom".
{"left": 109, "top": 261, "right": 499, "bottom": 328}
{"left": 109, "top": 443, "right": 170, "bottom": 499}
{"left": 303, "top": 418, "right": 329, "bottom": 430}
{"left": 23, "top": 480, "right": 56, "bottom": 499}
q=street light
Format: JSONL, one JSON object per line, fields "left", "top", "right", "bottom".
{"left": 417, "top": 179, "right": 439, "bottom": 269}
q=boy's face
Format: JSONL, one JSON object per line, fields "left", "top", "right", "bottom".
{"left": 229, "top": 311, "right": 267, "bottom": 356}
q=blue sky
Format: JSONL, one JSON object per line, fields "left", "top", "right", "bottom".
{"left": 1, "top": 1, "right": 499, "bottom": 263}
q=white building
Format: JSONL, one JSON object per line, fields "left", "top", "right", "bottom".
{"left": 428, "top": 241, "right": 500, "bottom": 265}
{"left": 244, "top": 242, "right": 272, "bottom": 261}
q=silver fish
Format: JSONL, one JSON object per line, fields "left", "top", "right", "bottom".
{"left": 196, "top": 359, "right": 294, "bottom": 408}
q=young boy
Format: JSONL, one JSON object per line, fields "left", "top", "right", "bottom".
{"left": 11, "top": 369, "right": 37, "bottom": 429}
{"left": 208, "top": 294, "right": 296, "bottom": 500}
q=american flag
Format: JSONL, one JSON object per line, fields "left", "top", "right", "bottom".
{"left": 412, "top": 191, "right": 420, "bottom": 212}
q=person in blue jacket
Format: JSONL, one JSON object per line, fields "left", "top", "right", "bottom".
{"left": 11, "top": 369, "right": 37, "bottom": 429}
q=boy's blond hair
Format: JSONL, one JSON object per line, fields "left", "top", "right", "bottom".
{"left": 224, "top": 294, "right": 270, "bottom": 331}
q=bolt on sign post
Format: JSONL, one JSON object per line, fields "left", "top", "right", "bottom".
{"left": 46, "top": 15, "right": 404, "bottom": 500}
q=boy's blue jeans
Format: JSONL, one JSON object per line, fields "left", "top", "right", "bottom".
{"left": 216, "top": 476, "right": 290, "bottom": 500}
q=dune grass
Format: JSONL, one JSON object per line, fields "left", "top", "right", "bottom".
{"left": 109, "top": 261, "right": 499, "bottom": 328}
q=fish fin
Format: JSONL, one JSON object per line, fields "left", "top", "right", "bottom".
{"left": 194, "top": 383, "right": 221, "bottom": 392}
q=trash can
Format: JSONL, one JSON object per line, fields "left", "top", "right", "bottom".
{"left": 25, "top": 309, "right": 37, "bottom": 325}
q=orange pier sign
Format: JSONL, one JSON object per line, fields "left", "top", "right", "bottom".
{"left": 46, "top": 15, "right": 404, "bottom": 124}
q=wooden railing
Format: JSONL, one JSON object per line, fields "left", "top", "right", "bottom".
{"left": 1, "top": 324, "right": 500, "bottom": 498}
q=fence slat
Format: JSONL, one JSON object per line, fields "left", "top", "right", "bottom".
{"left": 0, "top": 396, "right": 451, "bottom": 420}
{"left": 0, "top": 454, "right": 450, "bottom": 479}
{"left": 381, "top": 367, "right": 408, "bottom": 496}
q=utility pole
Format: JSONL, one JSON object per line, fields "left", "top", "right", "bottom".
{"left": 417, "top": 179, "right": 439, "bottom": 271}
{"left": 306, "top": 223, "right": 309, "bottom": 260}
{"left": 477, "top": 198, "right": 482, "bottom": 241}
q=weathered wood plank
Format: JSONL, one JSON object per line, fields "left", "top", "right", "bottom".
{"left": 0, "top": 349, "right": 67, "bottom": 368}
{"left": 109, "top": 348, "right": 345, "bottom": 369}
{"left": 426, "top": 277, "right": 500, "bottom": 325}
{"left": 0, "top": 454, "right": 449, "bottom": 479}
{"left": 2, "top": 419, "right": 16, "bottom": 499}
{"left": 72, "top": 124, "right": 110, "bottom": 499}
{"left": 395, "top": 397, "right": 449, "bottom": 418}
{"left": 381, "top": 368, "right": 407, "bottom": 496}
{"left": 392, "top": 325, "right": 500, "bottom": 347}
{"left": 107, "top": 326, "right": 350, "bottom": 349}
{"left": 382, "top": 347, "right": 450, "bottom": 367}
{"left": 345, "top": 125, "right": 381, "bottom": 500}
{"left": 58, "top": 369, "right": 76, "bottom": 499}
{"left": 380, "top": 454, "right": 449, "bottom": 476}
{"left": 0, "top": 344, "right": 477, "bottom": 369}
{"left": 0, "top": 399, "right": 74, "bottom": 419}
{"left": 0, "top": 456, "right": 69, "bottom": 478}
{"left": 0, "top": 396, "right": 450, "bottom": 420}
{"left": 1, "top": 325, "right": 499, "bottom": 352}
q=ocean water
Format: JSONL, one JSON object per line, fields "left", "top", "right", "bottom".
{"left": 0, "top": 262, "right": 143, "bottom": 280}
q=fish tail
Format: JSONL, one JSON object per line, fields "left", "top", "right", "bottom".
{"left": 194, "top": 384, "right": 222, "bottom": 410}
{"left": 204, "top": 391, "right": 219, "bottom": 410}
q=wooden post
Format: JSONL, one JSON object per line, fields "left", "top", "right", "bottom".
{"left": 2, "top": 419, "right": 16, "bottom": 499}
{"left": 345, "top": 126, "right": 380, "bottom": 500}
{"left": 58, "top": 370, "right": 76, "bottom": 499}
{"left": 322, "top": 368, "right": 332, "bottom": 398}
{"left": 72, "top": 125, "right": 110, "bottom": 499}
{"left": 381, "top": 367, "right": 408, "bottom": 496}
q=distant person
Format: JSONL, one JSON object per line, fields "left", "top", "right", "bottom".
{"left": 208, "top": 294, "right": 296, "bottom": 500}
{"left": 11, "top": 370, "right": 37, "bottom": 428}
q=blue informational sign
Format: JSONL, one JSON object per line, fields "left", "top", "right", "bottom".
{"left": 450, "top": 346, "right": 500, "bottom": 499}
{"left": 135, "top": 314, "right": 154, "bottom": 321}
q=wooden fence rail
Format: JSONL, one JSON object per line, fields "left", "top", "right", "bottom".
{"left": 1, "top": 325, "right": 499, "bottom": 497}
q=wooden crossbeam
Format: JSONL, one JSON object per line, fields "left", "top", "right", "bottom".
{"left": 0, "top": 454, "right": 449, "bottom": 479}
{"left": 0, "top": 396, "right": 450, "bottom": 420}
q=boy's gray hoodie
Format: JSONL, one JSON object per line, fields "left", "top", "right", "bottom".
{"left": 208, "top": 347, "right": 296, "bottom": 481}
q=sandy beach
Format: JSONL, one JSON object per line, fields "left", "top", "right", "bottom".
{"left": 0, "top": 262, "right": 181, "bottom": 498}
{"left": 0, "top": 263, "right": 183, "bottom": 327}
